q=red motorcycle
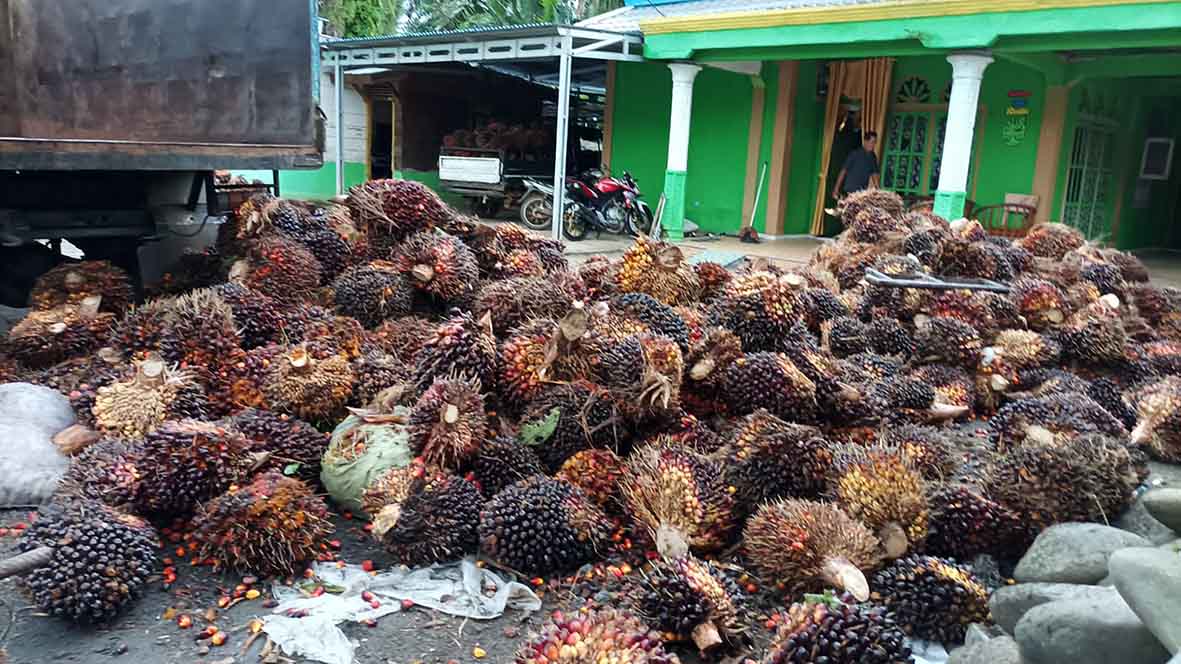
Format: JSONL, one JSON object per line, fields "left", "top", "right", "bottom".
{"left": 520, "top": 170, "right": 653, "bottom": 240}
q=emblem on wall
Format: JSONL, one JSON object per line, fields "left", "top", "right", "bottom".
{"left": 1004, "top": 90, "right": 1032, "bottom": 146}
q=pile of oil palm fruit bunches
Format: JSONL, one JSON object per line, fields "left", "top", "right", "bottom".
{"left": 2, "top": 180, "right": 1179, "bottom": 664}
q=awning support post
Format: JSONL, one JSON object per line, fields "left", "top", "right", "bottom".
{"left": 335, "top": 61, "right": 345, "bottom": 196}
{"left": 551, "top": 33, "right": 573, "bottom": 241}
{"left": 934, "top": 51, "right": 992, "bottom": 220}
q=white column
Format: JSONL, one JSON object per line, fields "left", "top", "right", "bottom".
{"left": 935, "top": 51, "right": 992, "bottom": 219}
{"left": 550, "top": 35, "right": 573, "bottom": 241}
{"left": 335, "top": 61, "right": 345, "bottom": 196}
{"left": 666, "top": 63, "right": 701, "bottom": 172}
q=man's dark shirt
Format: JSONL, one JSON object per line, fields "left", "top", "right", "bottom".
{"left": 842, "top": 148, "right": 880, "bottom": 193}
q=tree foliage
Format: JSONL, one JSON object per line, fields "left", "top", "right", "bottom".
{"left": 320, "top": 0, "right": 402, "bottom": 37}
{"left": 321, "top": 0, "right": 621, "bottom": 36}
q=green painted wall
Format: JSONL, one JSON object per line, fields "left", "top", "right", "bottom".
{"left": 610, "top": 62, "right": 674, "bottom": 225}
{"left": 1115, "top": 95, "right": 1181, "bottom": 250}
{"left": 784, "top": 61, "right": 825, "bottom": 235}
{"left": 237, "top": 163, "right": 366, "bottom": 200}
{"left": 750, "top": 61, "right": 780, "bottom": 234}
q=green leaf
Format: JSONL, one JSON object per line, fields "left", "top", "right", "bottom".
{"left": 284, "top": 463, "right": 302, "bottom": 476}
{"left": 802, "top": 590, "right": 845, "bottom": 608}
{"left": 520, "top": 407, "right": 560, "bottom": 446}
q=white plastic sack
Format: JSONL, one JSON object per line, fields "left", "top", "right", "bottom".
{"left": 264, "top": 557, "right": 541, "bottom": 664}
{"left": 911, "top": 639, "right": 950, "bottom": 664}
{"left": 0, "top": 383, "right": 74, "bottom": 506}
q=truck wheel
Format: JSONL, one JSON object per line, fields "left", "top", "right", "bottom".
{"left": 518, "top": 194, "right": 552, "bottom": 231}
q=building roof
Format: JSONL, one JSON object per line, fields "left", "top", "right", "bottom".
{"left": 577, "top": 0, "right": 883, "bottom": 33}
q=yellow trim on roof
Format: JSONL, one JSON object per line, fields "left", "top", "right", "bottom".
{"left": 640, "top": 0, "right": 1176, "bottom": 35}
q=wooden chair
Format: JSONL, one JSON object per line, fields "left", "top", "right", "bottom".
{"left": 973, "top": 203, "right": 1038, "bottom": 238}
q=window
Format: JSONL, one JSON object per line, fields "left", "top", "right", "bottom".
{"left": 1062, "top": 121, "right": 1117, "bottom": 239}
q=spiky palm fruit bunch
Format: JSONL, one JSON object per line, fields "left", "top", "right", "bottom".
{"left": 907, "top": 364, "right": 974, "bottom": 411}
{"left": 839, "top": 188, "right": 905, "bottom": 226}
{"left": 229, "top": 408, "right": 328, "bottom": 483}
{"left": 203, "top": 283, "right": 280, "bottom": 349}
{"left": 611, "top": 293, "right": 691, "bottom": 352}
{"left": 1128, "top": 284, "right": 1181, "bottom": 327}
{"left": 1079, "top": 262, "right": 1127, "bottom": 298}
{"left": 1088, "top": 376, "right": 1137, "bottom": 430}
{"left": 263, "top": 345, "right": 355, "bottom": 423}
{"left": 844, "top": 352, "right": 904, "bottom": 384}
{"left": 159, "top": 287, "right": 243, "bottom": 370}
{"left": 191, "top": 472, "right": 331, "bottom": 577}
{"left": 940, "top": 240, "right": 1015, "bottom": 282}
{"left": 1131, "top": 376, "right": 1181, "bottom": 462}
{"left": 1010, "top": 277, "right": 1070, "bottom": 330}
{"left": 515, "top": 607, "right": 680, "bottom": 664}
{"left": 780, "top": 337, "right": 867, "bottom": 424}
{"left": 367, "top": 316, "right": 437, "bottom": 365}
{"left": 412, "top": 311, "right": 497, "bottom": 393}
{"left": 1058, "top": 301, "right": 1128, "bottom": 365}
{"left": 474, "top": 275, "right": 581, "bottom": 333}
{"left": 556, "top": 448, "right": 625, "bottom": 511}
{"left": 296, "top": 226, "right": 353, "bottom": 285}
{"left": 877, "top": 425, "right": 959, "bottom": 482}
{"left": 1018, "top": 222, "right": 1085, "bottom": 260}
{"left": 616, "top": 236, "right": 700, "bottom": 306}
{"left": 576, "top": 255, "right": 619, "bottom": 300}
{"left": 694, "top": 262, "right": 732, "bottom": 302}
{"left": 870, "top": 555, "right": 991, "bottom": 644}
{"left": 990, "top": 393, "right": 1126, "bottom": 451}
{"left": 863, "top": 317, "right": 913, "bottom": 358}
{"left": 330, "top": 262, "right": 411, "bottom": 328}
{"left": 673, "top": 304, "right": 708, "bottom": 347}
{"left": 745, "top": 499, "right": 880, "bottom": 601}
{"left": 924, "top": 485, "right": 1022, "bottom": 560}
{"left": 913, "top": 317, "right": 982, "bottom": 367}
{"left": 720, "top": 411, "right": 832, "bottom": 511}
{"left": 366, "top": 468, "right": 482, "bottom": 566}
{"left": 627, "top": 555, "right": 747, "bottom": 652}
{"left": 830, "top": 447, "right": 928, "bottom": 559}
{"left": 55, "top": 438, "right": 144, "bottom": 508}
{"left": 133, "top": 419, "right": 253, "bottom": 517}
{"left": 982, "top": 330, "right": 1061, "bottom": 384}
{"left": 622, "top": 444, "right": 734, "bottom": 557}
{"left": 497, "top": 319, "right": 556, "bottom": 406}
{"left": 522, "top": 381, "right": 625, "bottom": 472}
{"left": 92, "top": 355, "right": 209, "bottom": 439}
{"left": 982, "top": 435, "right": 1146, "bottom": 543}
{"left": 800, "top": 288, "right": 852, "bottom": 333}
{"left": 408, "top": 374, "right": 487, "bottom": 471}
{"left": 480, "top": 475, "right": 610, "bottom": 575}
{"left": 471, "top": 436, "right": 544, "bottom": 498}
{"left": 4, "top": 303, "right": 114, "bottom": 369}
{"left": 346, "top": 179, "right": 452, "bottom": 251}
{"left": 236, "top": 236, "right": 322, "bottom": 306}
{"left": 759, "top": 597, "right": 912, "bottom": 664}
{"left": 920, "top": 290, "right": 1003, "bottom": 336}
{"left": 17, "top": 500, "right": 156, "bottom": 623}
{"left": 394, "top": 231, "right": 479, "bottom": 305}
{"left": 682, "top": 328, "right": 743, "bottom": 416}
{"left": 822, "top": 317, "right": 868, "bottom": 358}
{"left": 710, "top": 272, "right": 808, "bottom": 352}
{"left": 847, "top": 206, "right": 908, "bottom": 244}
{"left": 210, "top": 343, "right": 285, "bottom": 412}
{"left": 721, "top": 352, "right": 817, "bottom": 422}
{"left": 867, "top": 376, "right": 966, "bottom": 423}
{"left": 351, "top": 349, "right": 409, "bottom": 407}
{"left": 30, "top": 260, "right": 133, "bottom": 315}
{"left": 589, "top": 333, "right": 684, "bottom": 415}
{"left": 494, "top": 247, "right": 546, "bottom": 279}
{"left": 110, "top": 298, "right": 172, "bottom": 358}
{"left": 904, "top": 227, "right": 949, "bottom": 268}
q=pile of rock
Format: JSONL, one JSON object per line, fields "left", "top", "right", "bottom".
{"left": 955, "top": 484, "right": 1181, "bottom": 664}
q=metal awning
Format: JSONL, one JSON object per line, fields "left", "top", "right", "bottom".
{"left": 322, "top": 24, "right": 644, "bottom": 241}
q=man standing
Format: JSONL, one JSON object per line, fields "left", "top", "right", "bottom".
{"left": 832, "top": 131, "right": 880, "bottom": 200}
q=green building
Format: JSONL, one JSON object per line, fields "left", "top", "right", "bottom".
{"left": 285, "top": 0, "right": 1181, "bottom": 249}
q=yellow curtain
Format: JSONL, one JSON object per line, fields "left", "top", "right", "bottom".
{"left": 809, "top": 57, "right": 895, "bottom": 236}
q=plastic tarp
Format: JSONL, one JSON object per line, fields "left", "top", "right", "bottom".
{"left": 0, "top": 383, "right": 74, "bottom": 505}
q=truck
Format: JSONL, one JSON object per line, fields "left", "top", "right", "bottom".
{"left": 0, "top": 0, "right": 323, "bottom": 304}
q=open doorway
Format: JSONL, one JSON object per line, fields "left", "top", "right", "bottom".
{"left": 369, "top": 98, "right": 395, "bottom": 180}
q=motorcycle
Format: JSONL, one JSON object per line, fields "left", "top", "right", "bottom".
{"left": 517, "top": 171, "right": 654, "bottom": 240}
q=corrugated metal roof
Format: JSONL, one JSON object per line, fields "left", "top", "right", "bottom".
{"left": 321, "top": 23, "right": 639, "bottom": 50}
{"left": 577, "top": 0, "right": 888, "bottom": 33}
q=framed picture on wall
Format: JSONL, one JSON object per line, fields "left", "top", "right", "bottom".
{"left": 1139, "top": 137, "right": 1175, "bottom": 181}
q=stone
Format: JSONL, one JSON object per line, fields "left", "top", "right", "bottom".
{"left": 964, "top": 622, "right": 1006, "bottom": 646}
{"left": 1013, "top": 523, "right": 1151, "bottom": 584}
{"left": 1015, "top": 592, "right": 1170, "bottom": 664}
{"left": 1109, "top": 547, "right": 1181, "bottom": 654}
{"left": 1148, "top": 461, "right": 1181, "bottom": 489}
{"left": 1116, "top": 496, "right": 1178, "bottom": 545}
{"left": 949, "top": 635, "right": 1022, "bottom": 664}
{"left": 1143, "top": 489, "right": 1181, "bottom": 535}
{"left": 989, "top": 583, "right": 1117, "bottom": 635}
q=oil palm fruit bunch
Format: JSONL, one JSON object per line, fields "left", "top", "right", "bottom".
{"left": 479, "top": 476, "right": 610, "bottom": 576}
{"left": 352, "top": 349, "right": 410, "bottom": 407}
{"left": 159, "top": 287, "right": 243, "bottom": 371}
{"left": 913, "top": 316, "right": 982, "bottom": 367}
{"left": 1017, "top": 222, "right": 1085, "bottom": 260}
{"left": 395, "top": 231, "right": 479, "bottom": 306}
{"left": 745, "top": 499, "right": 879, "bottom": 601}
{"left": 621, "top": 443, "right": 735, "bottom": 558}
{"left": 191, "top": 472, "right": 332, "bottom": 577}
{"left": 346, "top": 179, "right": 452, "bottom": 253}
{"left": 331, "top": 261, "right": 411, "bottom": 328}
{"left": 229, "top": 408, "right": 328, "bottom": 483}
{"left": 982, "top": 435, "right": 1146, "bottom": 544}
{"left": 877, "top": 425, "right": 959, "bottom": 482}
{"left": 55, "top": 438, "right": 144, "bottom": 508}
{"left": 782, "top": 336, "right": 867, "bottom": 422}
{"left": 210, "top": 283, "right": 283, "bottom": 349}
{"left": 589, "top": 333, "right": 684, "bottom": 415}
{"left": 92, "top": 353, "right": 208, "bottom": 439}
{"left": 920, "top": 290, "right": 1003, "bottom": 336}
{"left": 861, "top": 254, "right": 926, "bottom": 317}
{"left": 759, "top": 595, "right": 912, "bottom": 664}
{"left": 1079, "top": 262, "right": 1127, "bottom": 298}
{"left": 610, "top": 293, "right": 691, "bottom": 352}
{"left": 521, "top": 381, "right": 625, "bottom": 472}
{"left": 4, "top": 300, "right": 114, "bottom": 369}
{"left": 847, "top": 206, "right": 908, "bottom": 244}
{"left": 495, "top": 247, "right": 546, "bottom": 279}
{"left": 800, "top": 287, "right": 851, "bottom": 333}
{"left": 30, "top": 260, "right": 134, "bottom": 316}
{"left": 843, "top": 352, "right": 904, "bottom": 383}
{"left": 720, "top": 352, "right": 818, "bottom": 422}
{"left": 367, "top": 316, "right": 437, "bottom": 365}
{"left": 1058, "top": 300, "right": 1129, "bottom": 365}
{"left": 821, "top": 317, "right": 868, "bottom": 358}
{"left": 515, "top": 607, "right": 680, "bottom": 664}
{"left": 980, "top": 330, "right": 1062, "bottom": 389}
{"left": 924, "top": 484, "right": 1022, "bottom": 560}
{"left": 907, "top": 364, "right": 975, "bottom": 412}
{"left": 366, "top": 467, "right": 482, "bottom": 566}
{"left": 577, "top": 254, "right": 619, "bottom": 300}
{"left": 471, "top": 435, "right": 544, "bottom": 498}
{"left": 627, "top": 555, "right": 747, "bottom": 653}
{"left": 869, "top": 554, "right": 991, "bottom": 645}
{"left": 839, "top": 188, "right": 905, "bottom": 225}
{"left": 13, "top": 499, "right": 156, "bottom": 623}
{"left": 263, "top": 345, "right": 355, "bottom": 423}
{"left": 616, "top": 236, "right": 700, "bottom": 306}
{"left": 709, "top": 272, "right": 807, "bottom": 352}
{"left": 529, "top": 237, "right": 569, "bottom": 274}
{"left": 235, "top": 235, "right": 322, "bottom": 306}
{"left": 295, "top": 225, "right": 353, "bottom": 285}
{"left": 413, "top": 310, "right": 497, "bottom": 393}
{"left": 1131, "top": 376, "right": 1181, "bottom": 462}
{"left": 211, "top": 342, "right": 285, "bottom": 412}
{"left": 1088, "top": 376, "right": 1137, "bottom": 430}
{"left": 719, "top": 411, "right": 832, "bottom": 511}
{"left": 990, "top": 392, "right": 1126, "bottom": 451}
{"left": 555, "top": 448, "right": 625, "bottom": 511}
{"left": 830, "top": 446, "right": 928, "bottom": 559}
{"left": 1009, "top": 277, "right": 1070, "bottom": 330}
{"left": 682, "top": 327, "right": 743, "bottom": 416}
{"left": 133, "top": 419, "right": 253, "bottom": 517}
{"left": 408, "top": 373, "right": 487, "bottom": 471}
{"left": 498, "top": 318, "right": 558, "bottom": 406}
{"left": 694, "top": 261, "right": 732, "bottom": 302}
{"left": 867, "top": 376, "right": 967, "bottom": 423}
{"left": 941, "top": 240, "right": 1015, "bottom": 282}
{"left": 110, "top": 298, "right": 172, "bottom": 358}
{"left": 903, "top": 226, "right": 949, "bottom": 268}
{"left": 473, "top": 275, "right": 581, "bottom": 333}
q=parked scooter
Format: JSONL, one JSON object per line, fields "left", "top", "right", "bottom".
{"left": 517, "top": 170, "right": 654, "bottom": 240}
